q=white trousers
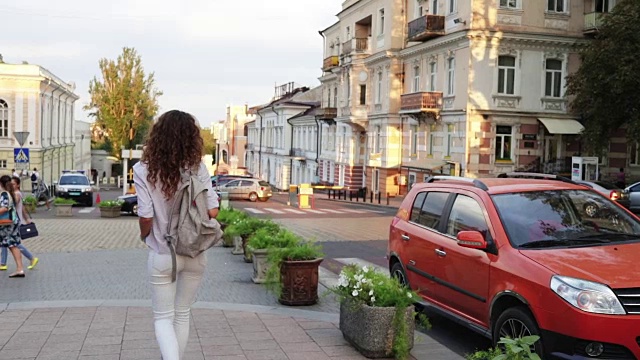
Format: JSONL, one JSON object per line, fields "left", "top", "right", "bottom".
{"left": 148, "top": 250, "right": 206, "bottom": 360}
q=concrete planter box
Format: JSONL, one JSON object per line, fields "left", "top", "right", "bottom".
{"left": 279, "top": 258, "right": 323, "bottom": 306}
{"left": 339, "top": 302, "right": 415, "bottom": 358}
{"left": 55, "top": 204, "right": 73, "bottom": 217}
{"left": 251, "top": 249, "right": 270, "bottom": 284}
{"left": 99, "top": 206, "right": 121, "bottom": 218}
{"left": 231, "top": 236, "right": 244, "bottom": 255}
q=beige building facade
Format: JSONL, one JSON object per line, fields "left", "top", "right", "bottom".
{"left": 216, "top": 105, "right": 256, "bottom": 175}
{"left": 0, "top": 61, "right": 79, "bottom": 186}
{"left": 318, "top": 0, "right": 621, "bottom": 195}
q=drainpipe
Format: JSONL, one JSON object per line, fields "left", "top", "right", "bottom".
{"left": 59, "top": 93, "right": 70, "bottom": 170}
{"left": 258, "top": 111, "right": 263, "bottom": 178}
{"left": 315, "top": 117, "right": 322, "bottom": 177}
{"left": 287, "top": 109, "right": 308, "bottom": 187}
{"left": 269, "top": 105, "right": 277, "bottom": 186}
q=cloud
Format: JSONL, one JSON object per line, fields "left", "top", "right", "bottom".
{"left": 0, "top": 0, "right": 342, "bottom": 123}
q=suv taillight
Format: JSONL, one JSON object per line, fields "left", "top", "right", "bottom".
{"left": 260, "top": 187, "right": 265, "bottom": 191}
{"left": 610, "top": 190, "right": 619, "bottom": 201}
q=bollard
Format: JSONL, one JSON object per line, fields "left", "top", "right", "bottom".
{"left": 378, "top": 192, "right": 381, "bottom": 204}
{"left": 370, "top": 191, "right": 373, "bottom": 203}
{"left": 349, "top": 191, "right": 353, "bottom": 201}
{"left": 387, "top": 192, "right": 390, "bottom": 206}
{"left": 327, "top": 189, "right": 330, "bottom": 199}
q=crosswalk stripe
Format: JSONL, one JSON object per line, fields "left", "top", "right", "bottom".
{"left": 264, "top": 208, "right": 285, "bottom": 214}
{"left": 244, "top": 208, "right": 265, "bottom": 214}
{"left": 302, "top": 209, "right": 325, "bottom": 214}
{"left": 283, "top": 208, "right": 306, "bottom": 214}
{"left": 319, "top": 209, "right": 345, "bottom": 214}
{"left": 339, "top": 209, "right": 367, "bottom": 214}
{"left": 78, "top": 207, "right": 95, "bottom": 214}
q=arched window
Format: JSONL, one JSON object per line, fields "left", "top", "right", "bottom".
{"left": 0, "top": 99, "right": 8, "bottom": 138}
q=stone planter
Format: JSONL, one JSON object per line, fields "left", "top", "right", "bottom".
{"left": 242, "top": 236, "right": 252, "bottom": 263}
{"left": 339, "top": 302, "right": 415, "bottom": 358}
{"left": 55, "top": 204, "right": 73, "bottom": 217}
{"left": 251, "top": 249, "right": 270, "bottom": 284}
{"left": 231, "top": 236, "right": 244, "bottom": 255}
{"left": 279, "top": 258, "right": 323, "bottom": 306}
{"left": 99, "top": 206, "right": 122, "bottom": 218}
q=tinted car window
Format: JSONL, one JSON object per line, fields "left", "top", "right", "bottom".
{"left": 59, "top": 176, "right": 89, "bottom": 186}
{"left": 410, "top": 192, "right": 427, "bottom": 223}
{"left": 492, "top": 190, "right": 640, "bottom": 247}
{"left": 258, "top": 181, "right": 270, "bottom": 187}
{"left": 418, "top": 192, "right": 449, "bottom": 229}
{"left": 225, "top": 180, "right": 241, "bottom": 187}
{"left": 446, "top": 195, "right": 488, "bottom": 237}
{"left": 241, "top": 180, "right": 254, "bottom": 187}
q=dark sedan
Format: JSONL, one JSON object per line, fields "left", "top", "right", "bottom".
{"left": 118, "top": 190, "right": 221, "bottom": 216}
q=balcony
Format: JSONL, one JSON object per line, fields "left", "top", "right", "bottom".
{"left": 316, "top": 107, "right": 337, "bottom": 120}
{"left": 584, "top": 12, "right": 606, "bottom": 34}
{"left": 322, "top": 56, "right": 339, "bottom": 71}
{"left": 342, "top": 38, "right": 370, "bottom": 55}
{"left": 289, "top": 148, "right": 305, "bottom": 159}
{"left": 407, "top": 15, "right": 445, "bottom": 42}
{"left": 400, "top": 92, "right": 443, "bottom": 114}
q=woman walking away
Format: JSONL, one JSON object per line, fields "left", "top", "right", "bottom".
{"left": 134, "top": 110, "right": 219, "bottom": 360}
{"left": 0, "top": 176, "right": 39, "bottom": 270}
{"left": 0, "top": 175, "right": 26, "bottom": 278}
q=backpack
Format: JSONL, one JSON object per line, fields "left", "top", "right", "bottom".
{"left": 165, "top": 169, "right": 223, "bottom": 282}
{"left": 31, "top": 172, "right": 37, "bottom": 182}
{"left": 0, "top": 191, "right": 18, "bottom": 227}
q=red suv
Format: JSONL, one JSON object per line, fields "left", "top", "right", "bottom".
{"left": 388, "top": 174, "right": 640, "bottom": 359}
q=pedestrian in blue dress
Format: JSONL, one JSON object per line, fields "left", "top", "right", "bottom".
{"left": 0, "top": 175, "right": 26, "bottom": 277}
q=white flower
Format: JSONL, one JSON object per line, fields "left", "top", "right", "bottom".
{"left": 407, "top": 292, "right": 413, "bottom": 299}
{"left": 360, "top": 278, "right": 368, "bottom": 285}
{"left": 362, "top": 266, "right": 369, "bottom": 273}
{"left": 369, "top": 289, "right": 374, "bottom": 296}
{"left": 371, "top": 296, "right": 376, "bottom": 303}
{"left": 352, "top": 290, "right": 359, "bottom": 297}
{"left": 338, "top": 274, "right": 349, "bottom": 287}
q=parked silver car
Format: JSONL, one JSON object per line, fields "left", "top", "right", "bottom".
{"left": 218, "top": 179, "right": 272, "bottom": 202}
{"left": 624, "top": 181, "right": 640, "bottom": 213}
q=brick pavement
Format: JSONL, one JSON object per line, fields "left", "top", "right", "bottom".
{"left": 0, "top": 303, "right": 456, "bottom": 360}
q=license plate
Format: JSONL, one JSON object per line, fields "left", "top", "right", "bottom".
{"left": 69, "top": 192, "right": 81, "bottom": 196}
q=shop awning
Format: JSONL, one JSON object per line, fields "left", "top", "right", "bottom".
{"left": 538, "top": 118, "right": 584, "bottom": 135}
{"left": 401, "top": 158, "right": 448, "bottom": 171}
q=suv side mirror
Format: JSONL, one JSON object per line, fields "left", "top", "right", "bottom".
{"left": 457, "top": 231, "right": 487, "bottom": 250}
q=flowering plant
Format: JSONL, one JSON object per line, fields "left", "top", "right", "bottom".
{"left": 333, "top": 264, "right": 419, "bottom": 309}
{"left": 330, "top": 264, "right": 429, "bottom": 360}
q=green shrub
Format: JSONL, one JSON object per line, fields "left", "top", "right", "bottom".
{"left": 22, "top": 195, "right": 37, "bottom": 205}
{"left": 466, "top": 336, "right": 541, "bottom": 360}
{"left": 54, "top": 197, "right": 76, "bottom": 205}
{"left": 98, "top": 199, "right": 124, "bottom": 208}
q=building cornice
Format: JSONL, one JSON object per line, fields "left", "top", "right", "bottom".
{"left": 400, "top": 32, "right": 469, "bottom": 58}
{"left": 363, "top": 50, "right": 401, "bottom": 67}
{"left": 468, "top": 31, "right": 590, "bottom": 48}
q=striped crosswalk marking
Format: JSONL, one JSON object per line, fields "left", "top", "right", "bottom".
{"left": 302, "top": 209, "right": 325, "bottom": 214}
{"left": 338, "top": 209, "right": 367, "bottom": 214}
{"left": 319, "top": 209, "right": 345, "bottom": 214}
{"left": 244, "top": 208, "right": 265, "bottom": 214}
{"left": 78, "top": 207, "right": 95, "bottom": 214}
{"left": 264, "top": 208, "right": 285, "bottom": 214}
{"left": 283, "top": 208, "right": 306, "bottom": 214}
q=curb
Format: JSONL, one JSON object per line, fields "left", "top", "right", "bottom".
{"left": 315, "top": 196, "right": 402, "bottom": 210}
{"left": 0, "top": 300, "right": 339, "bottom": 323}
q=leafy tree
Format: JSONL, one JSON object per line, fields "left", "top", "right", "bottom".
{"left": 200, "top": 128, "right": 216, "bottom": 156}
{"left": 85, "top": 47, "right": 162, "bottom": 158}
{"left": 566, "top": 0, "right": 640, "bottom": 155}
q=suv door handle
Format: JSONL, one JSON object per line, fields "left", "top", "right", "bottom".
{"left": 435, "top": 249, "right": 447, "bottom": 257}
{"left": 401, "top": 234, "right": 410, "bottom": 241}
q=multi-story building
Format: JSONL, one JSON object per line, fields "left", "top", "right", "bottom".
{"left": 216, "top": 105, "right": 257, "bottom": 175}
{"left": 246, "top": 83, "right": 321, "bottom": 190}
{"left": 0, "top": 58, "right": 79, "bottom": 186}
{"left": 319, "top": 0, "right": 625, "bottom": 194}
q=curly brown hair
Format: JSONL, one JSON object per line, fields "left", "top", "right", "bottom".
{"left": 141, "top": 110, "right": 204, "bottom": 199}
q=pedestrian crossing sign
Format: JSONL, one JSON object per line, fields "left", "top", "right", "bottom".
{"left": 14, "top": 148, "right": 30, "bottom": 163}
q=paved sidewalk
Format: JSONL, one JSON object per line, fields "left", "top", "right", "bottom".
{"left": 0, "top": 302, "right": 460, "bottom": 360}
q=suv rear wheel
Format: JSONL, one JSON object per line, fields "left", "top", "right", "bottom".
{"left": 493, "top": 307, "right": 544, "bottom": 356}
{"left": 248, "top": 192, "right": 258, "bottom": 202}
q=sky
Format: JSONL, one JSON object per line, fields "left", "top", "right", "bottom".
{"left": 0, "top": 0, "right": 341, "bottom": 127}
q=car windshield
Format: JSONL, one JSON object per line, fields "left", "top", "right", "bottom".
{"left": 492, "top": 190, "right": 640, "bottom": 248}
{"left": 59, "top": 176, "right": 89, "bottom": 186}
{"left": 258, "top": 181, "right": 270, "bottom": 187}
